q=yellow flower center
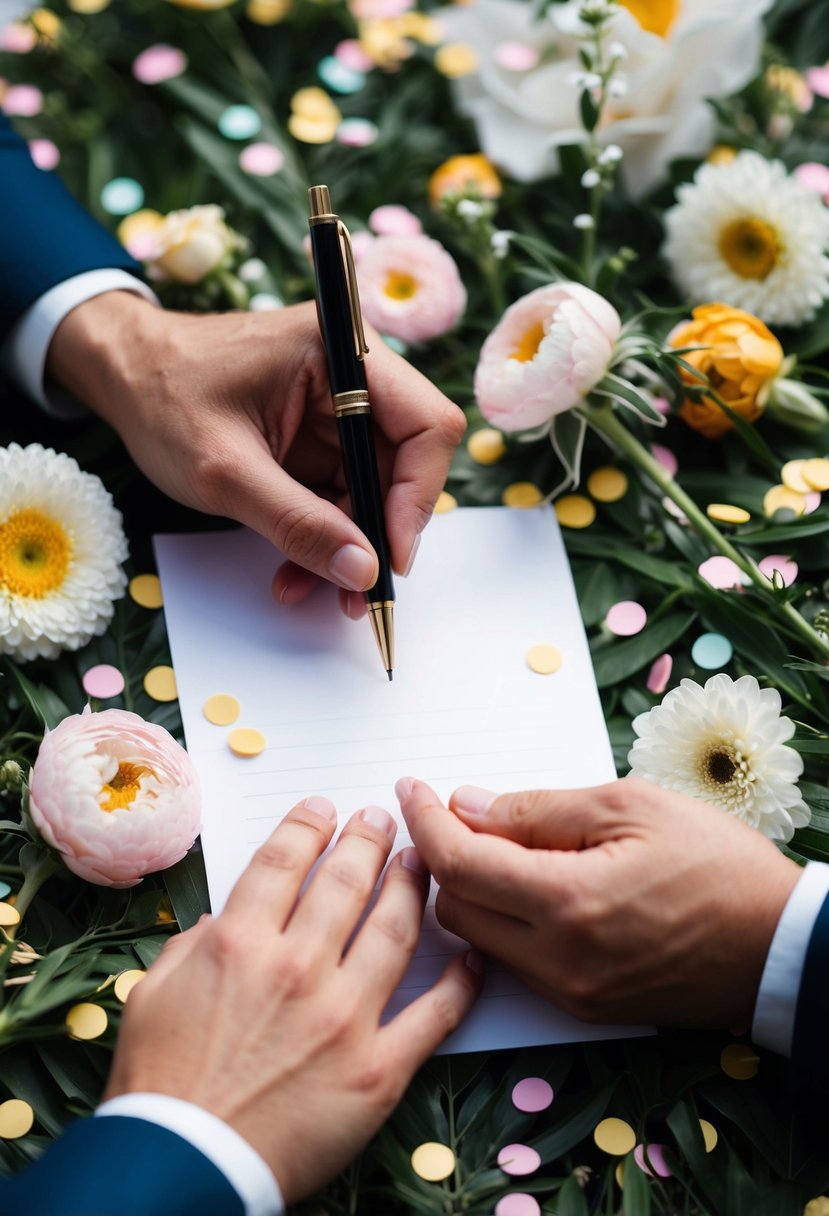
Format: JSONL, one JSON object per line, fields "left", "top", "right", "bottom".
{"left": 510, "top": 320, "right": 545, "bottom": 363}
{"left": 619, "top": 0, "right": 679, "bottom": 37}
{"left": 0, "top": 509, "right": 72, "bottom": 598}
{"left": 718, "top": 218, "right": 780, "bottom": 281}
{"left": 384, "top": 271, "right": 418, "bottom": 300}
{"left": 100, "top": 762, "right": 156, "bottom": 813}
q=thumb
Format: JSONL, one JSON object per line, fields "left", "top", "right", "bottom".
{"left": 448, "top": 782, "right": 628, "bottom": 851}
{"left": 236, "top": 448, "right": 379, "bottom": 594}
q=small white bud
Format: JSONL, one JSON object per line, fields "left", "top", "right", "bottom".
{"left": 599, "top": 143, "right": 623, "bottom": 163}
{"left": 238, "top": 257, "right": 267, "bottom": 283}
{"left": 608, "top": 41, "right": 627, "bottom": 60}
{"left": 491, "top": 230, "right": 513, "bottom": 257}
{"left": 581, "top": 169, "right": 601, "bottom": 188}
{"left": 573, "top": 213, "right": 595, "bottom": 230}
{"left": 457, "top": 198, "right": 485, "bottom": 220}
{"left": 607, "top": 75, "right": 628, "bottom": 98}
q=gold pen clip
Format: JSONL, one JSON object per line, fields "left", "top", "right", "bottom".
{"left": 337, "top": 221, "right": 369, "bottom": 362}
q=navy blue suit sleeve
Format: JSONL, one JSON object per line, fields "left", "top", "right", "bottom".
{"left": 0, "top": 1115, "right": 245, "bottom": 1216}
{"left": 0, "top": 113, "right": 143, "bottom": 344}
{"left": 790, "top": 889, "right": 829, "bottom": 1092}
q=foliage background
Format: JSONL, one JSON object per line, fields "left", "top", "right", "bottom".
{"left": 3, "top": 0, "right": 829, "bottom": 1210}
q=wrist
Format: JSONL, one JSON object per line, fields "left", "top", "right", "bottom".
{"left": 45, "top": 290, "right": 162, "bottom": 425}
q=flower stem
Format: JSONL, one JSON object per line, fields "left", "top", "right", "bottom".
{"left": 11, "top": 853, "right": 60, "bottom": 928}
{"left": 581, "top": 403, "right": 829, "bottom": 661}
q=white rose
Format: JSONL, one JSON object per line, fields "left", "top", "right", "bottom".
{"left": 437, "top": 0, "right": 773, "bottom": 198}
{"left": 149, "top": 204, "right": 237, "bottom": 284}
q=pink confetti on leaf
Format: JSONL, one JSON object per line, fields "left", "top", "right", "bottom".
{"left": 132, "top": 44, "right": 187, "bottom": 85}
{"left": 606, "top": 600, "right": 648, "bottom": 636}
{"left": 646, "top": 653, "right": 673, "bottom": 694}
{"left": 497, "top": 1144, "right": 541, "bottom": 1176}
{"left": 511, "top": 1077, "right": 554, "bottom": 1112}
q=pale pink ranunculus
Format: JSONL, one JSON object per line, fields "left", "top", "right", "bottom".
{"left": 794, "top": 161, "right": 829, "bottom": 203}
{"left": 29, "top": 708, "right": 201, "bottom": 888}
{"left": 368, "top": 204, "right": 423, "bottom": 236}
{"left": 474, "top": 282, "right": 621, "bottom": 432}
{"left": 356, "top": 233, "right": 466, "bottom": 342}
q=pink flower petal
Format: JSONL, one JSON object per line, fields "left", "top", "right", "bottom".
{"left": 806, "top": 66, "right": 829, "bottom": 99}
{"left": 368, "top": 204, "right": 423, "bottom": 236}
{"left": 793, "top": 161, "right": 829, "bottom": 201}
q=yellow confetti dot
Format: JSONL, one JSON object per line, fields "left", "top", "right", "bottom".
{"left": 245, "top": 0, "right": 291, "bottom": 23}
{"left": 526, "top": 644, "right": 562, "bottom": 675}
{"left": 129, "top": 573, "right": 163, "bottom": 609}
{"left": 68, "top": 0, "right": 111, "bottom": 11}
{"left": 228, "top": 727, "right": 267, "bottom": 758}
{"left": 288, "top": 114, "right": 339, "bottom": 144}
{"left": 434, "top": 42, "right": 479, "bottom": 77}
{"left": 114, "top": 969, "right": 146, "bottom": 1004}
{"left": 594, "top": 1117, "right": 636, "bottom": 1156}
{"left": 411, "top": 1141, "right": 456, "bottom": 1182}
{"left": 802, "top": 458, "right": 829, "bottom": 491}
{"left": 203, "top": 694, "right": 241, "bottom": 726}
{"left": 0, "top": 901, "right": 20, "bottom": 928}
{"left": 434, "top": 490, "right": 458, "bottom": 514}
{"left": 0, "top": 1099, "right": 34, "bottom": 1139}
{"left": 554, "top": 494, "right": 596, "bottom": 528}
{"left": 32, "top": 8, "right": 61, "bottom": 39}
{"left": 706, "top": 503, "right": 751, "bottom": 525}
{"left": 66, "top": 1003, "right": 109, "bottom": 1041}
{"left": 291, "top": 86, "right": 339, "bottom": 120}
{"left": 780, "top": 459, "right": 812, "bottom": 494}
{"left": 720, "top": 1042, "right": 759, "bottom": 1080}
{"left": 503, "top": 482, "right": 544, "bottom": 509}
{"left": 587, "top": 466, "right": 628, "bottom": 503}
{"left": 763, "top": 484, "right": 807, "bottom": 519}
{"left": 143, "top": 665, "right": 178, "bottom": 702}
{"left": 615, "top": 1161, "right": 625, "bottom": 1188}
{"left": 467, "top": 428, "right": 506, "bottom": 465}
{"left": 699, "top": 1119, "right": 718, "bottom": 1152}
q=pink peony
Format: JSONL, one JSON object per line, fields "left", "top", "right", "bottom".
{"left": 356, "top": 233, "right": 466, "bottom": 342}
{"left": 29, "top": 708, "right": 201, "bottom": 888}
{"left": 474, "top": 282, "right": 621, "bottom": 432}
{"left": 368, "top": 204, "right": 423, "bottom": 236}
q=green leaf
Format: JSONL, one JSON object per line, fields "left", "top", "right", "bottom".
{"left": 622, "top": 1149, "right": 652, "bottom": 1215}
{"left": 551, "top": 412, "right": 587, "bottom": 487}
{"left": 594, "top": 373, "right": 668, "bottom": 426}
{"left": 580, "top": 88, "right": 599, "bottom": 132}
{"left": 592, "top": 611, "right": 697, "bottom": 688}
{"left": 554, "top": 1174, "right": 590, "bottom": 1216}
{"left": 4, "top": 662, "right": 69, "bottom": 731}
{"left": 163, "top": 846, "right": 211, "bottom": 930}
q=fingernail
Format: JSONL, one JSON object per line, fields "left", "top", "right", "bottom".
{"left": 301, "top": 795, "right": 338, "bottom": 822}
{"left": 329, "top": 544, "right": 377, "bottom": 592}
{"left": 453, "top": 785, "right": 497, "bottom": 816}
{"left": 361, "top": 805, "right": 396, "bottom": 837}
{"left": 394, "top": 776, "right": 415, "bottom": 804}
{"left": 400, "top": 846, "right": 427, "bottom": 875}
{"left": 465, "top": 948, "right": 485, "bottom": 976}
{"left": 403, "top": 533, "right": 421, "bottom": 578}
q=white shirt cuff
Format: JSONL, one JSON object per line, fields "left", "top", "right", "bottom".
{"left": 96, "top": 1093, "right": 284, "bottom": 1216}
{"left": 0, "top": 268, "right": 158, "bottom": 416}
{"left": 751, "top": 859, "right": 829, "bottom": 1057}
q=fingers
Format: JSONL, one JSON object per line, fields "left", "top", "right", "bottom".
{"left": 434, "top": 886, "right": 534, "bottom": 965}
{"left": 396, "top": 777, "right": 545, "bottom": 917}
{"left": 448, "top": 781, "right": 637, "bottom": 850}
{"left": 285, "top": 806, "right": 397, "bottom": 962}
{"left": 343, "top": 847, "right": 430, "bottom": 1014}
{"left": 142, "top": 914, "right": 213, "bottom": 988}
{"left": 381, "top": 950, "right": 483, "bottom": 1064}
{"left": 223, "top": 797, "right": 338, "bottom": 929}
{"left": 366, "top": 342, "right": 465, "bottom": 574}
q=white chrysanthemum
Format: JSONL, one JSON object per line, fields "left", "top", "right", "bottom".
{"left": 0, "top": 444, "right": 128, "bottom": 662}
{"left": 663, "top": 152, "right": 829, "bottom": 327}
{"left": 628, "top": 673, "right": 810, "bottom": 842}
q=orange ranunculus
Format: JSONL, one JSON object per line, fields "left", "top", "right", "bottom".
{"left": 671, "top": 303, "right": 783, "bottom": 439}
{"left": 428, "top": 153, "right": 502, "bottom": 206}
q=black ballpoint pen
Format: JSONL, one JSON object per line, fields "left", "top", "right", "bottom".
{"left": 307, "top": 184, "right": 395, "bottom": 680}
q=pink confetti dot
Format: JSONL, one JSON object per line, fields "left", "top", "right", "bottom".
{"left": 335, "top": 38, "right": 375, "bottom": 72}
{"left": 1, "top": 23, "right": 36, "bottom": 53}
{"left": 494, "top": 42, "right": 540, "bottom": 71}
{"left": 511, "top": 1077, "right": 554, "bottom": 1113}
{"left": 497, "top": 1143, "right": 541, "bottom": 1176}
{"left": 805, "top": 490, "right": 822, "bottom": 514}
{"left": 132, "top": 44, "right": 188, "bottom": 85}
{"left": 368, "top": 204, "right": 423, "bottom": 236}
{"left": 794, "top": 161, "right": 829, "bottom": 201}
{"left": 82, "top": 664, "right": 126, "bottom": 699}
{"left": 646, "top": 652, "right": 673, "bottom": 695}
{"left": 651, "top": 443, "right": 678, "bottom": 476}
{"left": 698, "top": 555, "right": 745, "bottom": 590}
{"left": 806, "top": 65, "right": 829, "bottom": 99}
{"left": 29, "top": 138, "right": 60, "bottom": 170}
{"left": 652, "top": 396, "right": 672, "bottom": 416}
{"left": 3, "top": 84, "right": 43, "bottom": 116}
{"left": 336, "top": 117, "right": 378, "bottom": 147}
{"left": 606, "top": 600, "right": 648, "bottom": 637}
{"left": 758, "top": 554, "right": 798, "bottom": 587}
{"left": 495, "top": 1195, "right": 541, "bottom": 1216}
{"left": 239, "top": 142, "right": 285, "bottom": 176}
{"left": 634, "top": 1143, "right": 673, "bottom": 1178}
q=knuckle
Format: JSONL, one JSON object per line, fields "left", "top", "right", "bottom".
{"left": 325, "top": 859, "right": 373, "bottom": 902}
{"left": 438, "top": 403, "right": 467, "bottom": 446}
{"left": 253, "top": 838, "right": 303, "bottom": 877}
{"left": 370, "top": 910, "right": 418, "bottom": 953}
{"left": 275, "top": 954, "right": 314, "bottom": 998}
{"left": 274, "top": 502, "right": 331, "bottom": 565}
{"left": 207, "top": 919, "right": 242, "bottom": 966}
{"left": 433, "top": 843, "right": 464, "bottom": 891}
{"left": 430, "top": 991, "right": 463, "bottom": 1038}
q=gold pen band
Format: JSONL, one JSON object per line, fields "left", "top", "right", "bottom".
{"left": 333, "top": 390, "right": 371, "bottom": 417}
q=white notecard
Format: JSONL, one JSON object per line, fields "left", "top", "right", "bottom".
{"left": 155, "top": 506, "right": 649, "bottom": 1053}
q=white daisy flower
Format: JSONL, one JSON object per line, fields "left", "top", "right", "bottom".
{"left": 628, "top": 673, "right": 810, "bottom": 842}
{"left": 663, "top": 151, "right": 829, "bottom": 327}
{"left": 0, "top": 444, "right": 128, "bottom": 662}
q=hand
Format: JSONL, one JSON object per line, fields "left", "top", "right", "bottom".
{"left": 103, "top": 797, "right": 481, "bottom": 1204}
{"left": 397, "top": 775, "right": 801, "bottom": 1030}
{"left": 46, "top": 292, "right": 465, "bottom": 617}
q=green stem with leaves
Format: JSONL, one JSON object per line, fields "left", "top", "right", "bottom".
{"left": 11, "top": 852, "right": 60, "bottom": 926}
{"left": 581, "top": 402, "right": 829, "bottom": 662}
